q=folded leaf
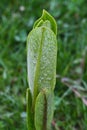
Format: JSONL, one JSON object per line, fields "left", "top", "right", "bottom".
{"left": 27, "top": 9, "right": 57, "bottom": 130}
{"left": 35, "top": 89, "right": 54, "bottom": 130}
{"left": 26, "top": 88, "right": 35, "bottom": 130}
{"left": 33, "top": 9, "right": 57, "bottom": 35}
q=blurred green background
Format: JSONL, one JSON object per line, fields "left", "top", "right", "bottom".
{"left": 0, "top": 0, "right": 87, "bottom": 130}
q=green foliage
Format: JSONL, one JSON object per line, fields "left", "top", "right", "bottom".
{"left": 27, "top": 10, "right": 57, "bottom": 130}
{"left": 35, "top": 89, "right": 54, "bottom": 130}
{"left": 0, "top": 0, "right": 87, "bottom": 130}
{"left": 26, "top": 89, "right": 35, "bottom": 130}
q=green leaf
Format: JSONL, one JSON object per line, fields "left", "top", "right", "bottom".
{"left": 26, "top": 88, "right": 35, "bottom": 130}
{"left": 33, "top": 9, "right": 57, "bottom": 35}
{"left": 27, "top": 26, "right": 57, "bottom": 105}
{"left": 35, "top": 89, "right": 54, "bottom": 130}
{"left": 27, "top": 10, "right": 57, "bottom": 130}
